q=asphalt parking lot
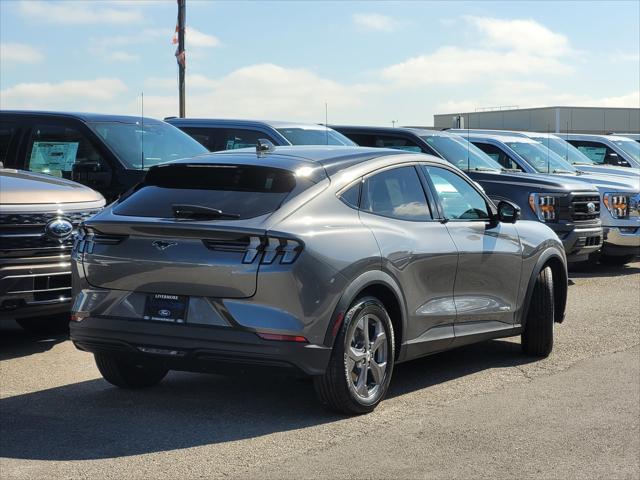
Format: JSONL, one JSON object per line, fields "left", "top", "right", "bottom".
{"left": 1, "top": 261, "right": 639, "bottom": 480}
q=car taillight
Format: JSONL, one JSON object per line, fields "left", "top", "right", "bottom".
{"left": 242, "top": 236, "right": 303, "bottom": 265}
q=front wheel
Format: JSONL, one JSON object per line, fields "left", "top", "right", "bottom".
{"left": 314, "top": 296, "right": 395, "bottom": 415}
{"left": 94, "top": 353, "right": 168, "bottom": 389}
{"left": 522, "top": 266, "right": 554, "bottom": 357}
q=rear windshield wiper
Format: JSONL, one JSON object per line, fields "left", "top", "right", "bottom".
{"left": 501, "top": 168, "right": 522, "bottom": 173}
{"left": 470, "top": 167, "right": 500, "bottom": 172}
{"left": 552, "top": 169, "right": 574, "bottom": 174}
{"left": 172, "top": 204, "right": 240, "bottom": 220}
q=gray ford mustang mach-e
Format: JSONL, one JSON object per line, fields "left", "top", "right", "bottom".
{"left": 70, "top": 146, "right": 568, "bottom": 414}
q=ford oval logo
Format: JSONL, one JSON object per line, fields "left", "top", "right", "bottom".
{"left": 586, "top": 202, "right": 597, "bottom": 214}
{"left": 45, "top": 218, "right": 74, "bottom": 240}
{"left": 158, "top": 309, "right": 171, "bottom": 317}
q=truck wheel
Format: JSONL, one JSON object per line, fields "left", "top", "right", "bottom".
{"left": 95, "top": 353, "right": 168, "bottom": 389}
{"left": 600, "top": 254, "right": 636, "bottom": 266}
{"left": 522, "top": 266, "right": 554, "bottom": 357}
{"left": 314, "top": 296, "right": 395, "bottom": 415}
{"left": 16, "top": 314, "right": 69, "bottom": 335}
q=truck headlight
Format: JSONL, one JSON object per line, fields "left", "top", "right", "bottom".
{"left": 529, "top": 193, "right": 557, "bottom": 222}
{"left": 603, "top": 193, "right": 631, "bottom": 218}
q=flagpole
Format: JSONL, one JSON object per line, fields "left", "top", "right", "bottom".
{"left": 177, "top": 0, "right": 186, "bottom": 118}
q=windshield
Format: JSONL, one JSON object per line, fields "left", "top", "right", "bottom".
{"left": 611, "top": 139, "right": 640, "bottom": 163}
{"left": 276, "top": 127, "right": 356, "bottom": 146}
{"left": 507, "top": 141, "right": 577, "bottom": 174}
{"left": 89, "top": 121, "right": 208, "bottom": 169}
{"left": 421, "top": 135, "right": 502, "bottom": 172}
{"left": 531, "top": 136, "right": 595, "bottom": 165}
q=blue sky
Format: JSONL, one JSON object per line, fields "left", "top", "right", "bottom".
{"left": 1, "top": 0, "right": 638, "bottom": 125}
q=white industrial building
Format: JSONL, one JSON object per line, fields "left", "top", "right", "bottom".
{"left": 433, "top": 106, "right": 640, "bottom": 134}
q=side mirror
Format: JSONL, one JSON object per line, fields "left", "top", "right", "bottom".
{"left": 497, "top": 200, "right": 520, "bottom": 223}
{"left": 606, "top": 152, "right": 620, "bottom": 165}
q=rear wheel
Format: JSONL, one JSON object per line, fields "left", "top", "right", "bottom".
{"left": 314, "top": 296, "right": 395, "bottom": 415}
{"left": 95, "top": 353, "right": 168, "bottom": 389}
{"left": 16, "top": 313, "right": 69, "bottom": 335}
{"left": 522, "top": 266, "right": 554, "bottom": 357}
{"left": 599, "top": 254, "right": 636, "bottom": 266}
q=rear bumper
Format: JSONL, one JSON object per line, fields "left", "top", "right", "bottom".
{"left": 70, "top": 316, "right": 332, "bottom": 376}
{"left": 602, "top": 227, "right": 640, "bottom": 257}
{"left": 556, "top": 225, "right": 603, "bottom": 262}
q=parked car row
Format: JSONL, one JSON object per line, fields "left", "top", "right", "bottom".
{"left": 0, "top": 109, "right": 637, "bottom": 414}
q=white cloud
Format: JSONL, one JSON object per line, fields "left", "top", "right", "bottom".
{"left": 381, "top": 16, "right": 575, "bottom": 88}
{"left": 352, "top": 13, "right": 399, "bottom": 32}
{"left": 0, "top": 42, "right": 43, "bottom": 64}
{"left": 187, "top": 27, "right": 221, "bottom": 48}
{"left": 18, "top": 0, "right": 144, "bottom": 25}
{"left": 574, "top": 91, "right": 640, "bottom": 108}
{"left": 108, "top": 51, "right": 140, "bottom": 62}
{"left": 609, "top": 52, "right": 640, "bottom": 64}
{"left": 382, "top": 46, "right": 569, "bottom": 86}
{"left": 135, "top": 64, "right": 376, "bottom": 120}
{"left": 466, "top": 16, "right": 572, "bottom": 56}
{"left": 0, "top": 78, "right": 128, "bottom": 109}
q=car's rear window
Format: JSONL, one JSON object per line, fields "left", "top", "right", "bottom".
{"left": 113, "top": 164, "right": 309, "bottom": 219}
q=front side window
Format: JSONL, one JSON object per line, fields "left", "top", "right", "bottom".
{"left": 506, "top": 141, "right": 576, "bottom": 174}
{"left": 532, "top": 136, "right": 595, "bottom": 165}
{"left": 89, "top": 121, "right": 207, "bottom": 169}
{"left": 361, "top": 166, "right": 431, "bottom": 221}
{"left": 225, "top": 129, "right": 276, "bottom": 150}
{"left": 422, "top": 135, "right": 502, "bottom": 172}
{"left": 611, "top": 139, "right": 640, "bottom": 163}
{"left": 423, "top": 166, "right": 489, "bottom": 220}
{"left": 25, "top": 123, "right": 108, "bottom": 178}
{"left": 276, "top": 127, "right": 356, "bottom": 146}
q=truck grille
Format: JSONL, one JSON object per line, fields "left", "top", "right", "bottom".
{"left": 0, "top": 210, "right": 101, "bottom": 254}
{"left": 570, "top": 194, "right": 600, "bottom": 222}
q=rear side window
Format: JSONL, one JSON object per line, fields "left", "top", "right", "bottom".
{"left": 114, "top": 164, "right": 309, "bottom": 220}
{"left": 345, "top": 133, "right": 423, "bottom": 153}
{"left": 25, "top": 123, "right": 109, "bottom": 179}
{"left": 361, "top": 166, "right": 431, "bottom": 221}
{"left": 473, "top": 142, "right": 523, "bottom": 171}
{"left": 0, "top": 121, "right": 18, "bottom": 164}
{"left": 179, "top": 127, "right": 277, "bottom": 152}
{"left": 339, "top": 182, "right": 361, "bottom": 208}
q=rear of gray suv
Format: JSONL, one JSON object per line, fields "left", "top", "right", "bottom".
{"left": 70, "top": 146, "right": 568, "bottom": 414}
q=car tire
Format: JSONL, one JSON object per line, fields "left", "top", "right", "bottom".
{"left": 314, "top": 296, "right": 395, "bottom": 415}
{"left": 522, "top": 266, "right": 554, "bottom": 357}
{"left": 599, "top": 254, "right": 636, "bottom": 266}
{"left": 16, "top": 313, "right": 69, "bottom": 335}
{"left": 94, "top": 353, "right": 168, "bottom": 389}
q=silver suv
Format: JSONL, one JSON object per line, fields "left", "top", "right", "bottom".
{"left": 0, "top": 167, "right": 104, "bottom": 332}
{"left": 70, "top": 146, "right": 567, "bottom": 413}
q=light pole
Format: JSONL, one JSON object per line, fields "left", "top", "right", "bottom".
{"left": 177, "top": 0, "right": 186, "bottom": 117}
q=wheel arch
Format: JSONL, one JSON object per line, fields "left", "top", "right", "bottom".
{"left": 519, "top": 247, "right": 568, "bottom": 326}
{"left": 323, "top": 270, "right": 407, "bottom": 360}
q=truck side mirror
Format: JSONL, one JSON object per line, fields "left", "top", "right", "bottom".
{"left": 497, "top": 200, "right": 520, "bottom": 223}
